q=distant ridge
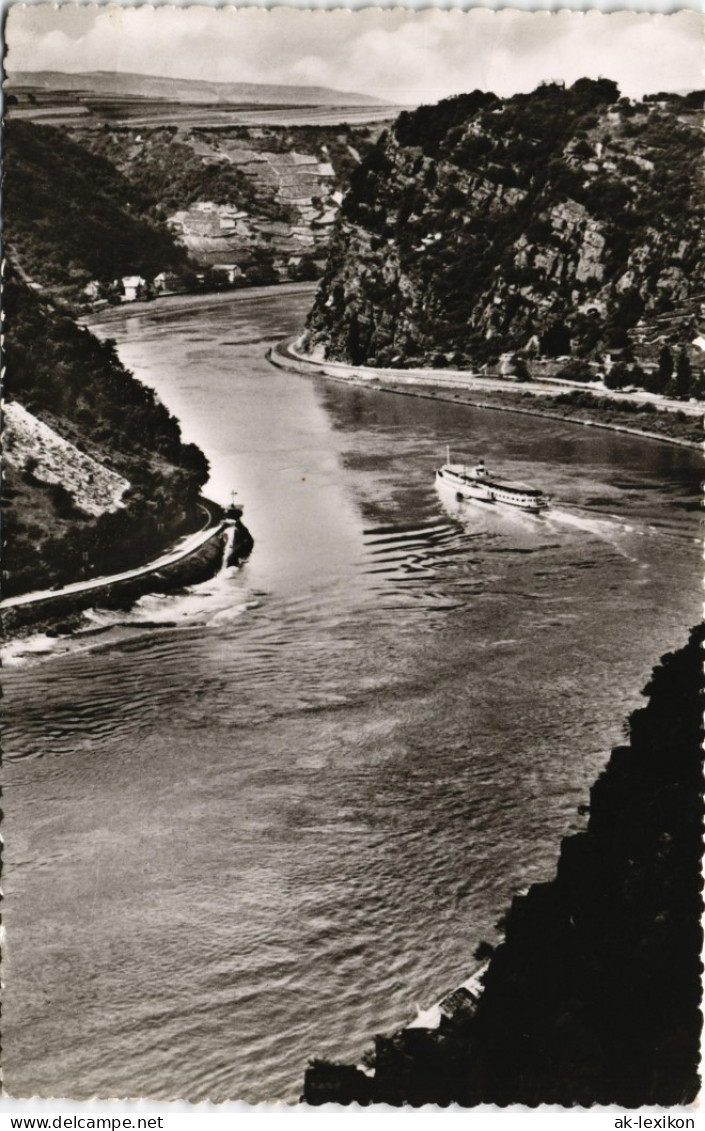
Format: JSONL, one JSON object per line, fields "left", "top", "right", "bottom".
{"left": 6, "top": 69, "right": 387, "bottom": 107}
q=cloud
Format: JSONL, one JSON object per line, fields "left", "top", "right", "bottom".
{"left": 5, "top": 6, "right": 703, "bottom": 102}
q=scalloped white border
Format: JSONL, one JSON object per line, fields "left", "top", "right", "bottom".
{"left": 1, "top": 0, "right": 703, "bottom": 1120}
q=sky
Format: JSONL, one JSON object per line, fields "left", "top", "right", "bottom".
{"left": 4, "top": 3, "right": 703, "bottom": 105}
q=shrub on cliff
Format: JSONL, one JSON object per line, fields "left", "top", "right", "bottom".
{"left": 393, "top": 90, "right": 499, "bottom": 158}
{"left": 557, "top": 360, "right": 594, "bottom": 382}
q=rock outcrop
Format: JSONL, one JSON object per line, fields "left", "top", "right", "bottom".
{"left": 303, "top": 624, "right": 704, "bottom": 1107}
{"left": 304, "top": 83, "right": 705, "bottom": 374}
{"left": 3, "top": 402, "right": 130, "bottom": 517}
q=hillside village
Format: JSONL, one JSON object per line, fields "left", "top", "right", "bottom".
{"left": 8, "top": 77, "right": 704, "bottom": 407}
{"left": 70, "top": 126, "right": 370, "bottom": 304}
{"left": 1, "top": 77, "right": 390, "bottom": 600}
{"left": 4, "top": 111, "right": 384, "bottom": 307}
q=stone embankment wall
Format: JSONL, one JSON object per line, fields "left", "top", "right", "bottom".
{"left": 304, "top": 624, "right": 704, "bottom": 1107}
{"left": 268, "top": 340, "right": 702, "bottom": 450}
{"left": 0, "top": 519, "right": 253, "bottom": 636}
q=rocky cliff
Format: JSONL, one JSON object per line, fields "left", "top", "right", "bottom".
{"left": 304, "top": 82, "right": 705, "bottom": 377}
{"left": 303, "top": 623, "right": 704, "bottom": 1107}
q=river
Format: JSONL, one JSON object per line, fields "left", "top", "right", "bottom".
{"left": 3, "top": 284, "right": 702, "bottom": 1103}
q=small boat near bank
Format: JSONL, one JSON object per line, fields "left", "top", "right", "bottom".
{"left": 224, "top": 490, "right": 244, "bottom": 524}
{"left": 436, "top": 448, "right": 550, "bottom": 513}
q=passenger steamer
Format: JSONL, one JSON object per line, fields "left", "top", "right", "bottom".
{"left": 436, "top": 448, "right": 549, "bottom": 513}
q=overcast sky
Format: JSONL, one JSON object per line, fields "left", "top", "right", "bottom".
{"left": 5, "top": 4, "right": 703, "bottom": 104}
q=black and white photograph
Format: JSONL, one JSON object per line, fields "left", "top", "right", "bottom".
{"left": 1, "top": 2, "right": 703, "bottom": 1116}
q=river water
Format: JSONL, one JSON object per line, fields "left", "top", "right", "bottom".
{"left": 3, "top": 284, "right": 702, "bottom": 1103}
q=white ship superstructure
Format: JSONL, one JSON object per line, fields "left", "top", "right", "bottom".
{"left": 436, "top": 450, "right": 549, "bottom": 513}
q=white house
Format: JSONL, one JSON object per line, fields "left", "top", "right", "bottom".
{"left": 121, "top": 276, "right": 146, "bottom": 302}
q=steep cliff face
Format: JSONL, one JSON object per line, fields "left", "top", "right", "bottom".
{"left": 304, "top": 82, "right": 705, "bottom": 370}
{"left": 304, "top": 624, "right": 704, "bottom": 1107}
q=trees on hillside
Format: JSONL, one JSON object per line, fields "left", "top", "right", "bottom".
{"left": 4, "top": 121, "right": 189, "bottom": 293}
{"left": 3, "top": 267, "right": 213, "bottom": 595}
{"left": 658, "top": 345, "right": 674, "bottom": 388}
{"left": 540, "top": 323, "right": 572, "bottom": 357}
{"left": 308, "top": 81, "right": 704, "bottom": 384}
{"left": 671, "top": 349, "right": 693, "bottom": 399}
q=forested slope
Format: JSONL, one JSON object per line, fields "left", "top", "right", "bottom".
{"left": 3, "top": 121, "right": 190, "bottom": 297}
{"left": 304, "top": 624, "right": 704, "bottom": 1107}
{"left": 2, "top": 268, "right": 209, "bottom": 596}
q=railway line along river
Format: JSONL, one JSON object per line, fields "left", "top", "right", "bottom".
{"left": 3, "top": 283, "right": 702, "bottom": 1103}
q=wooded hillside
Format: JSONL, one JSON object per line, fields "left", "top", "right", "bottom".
{"left": 3, "top": 121, "right": 190, "bottom": 297}
{"left": 2, "top": 266, "right": 209, "bottom": 596}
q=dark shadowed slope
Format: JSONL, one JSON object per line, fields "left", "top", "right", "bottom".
{"left": 305, "top": 622, "right": 704, "bottom": 1107}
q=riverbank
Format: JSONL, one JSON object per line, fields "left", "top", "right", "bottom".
{"left": 270, "top": 340, "right": 703, "bottom": 449}
{"left": 83, "top": 280, "right": 318, "bottom": 330}
{"left": 0, "top": 513, "right": 253, "bottom": 638}
{"left": 304, "top": 622, "right": 704, "bottom": 1107}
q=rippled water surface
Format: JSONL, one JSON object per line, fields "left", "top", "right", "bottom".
{"left": 4, "top": 285, "right": 702, "bottom": 1102}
